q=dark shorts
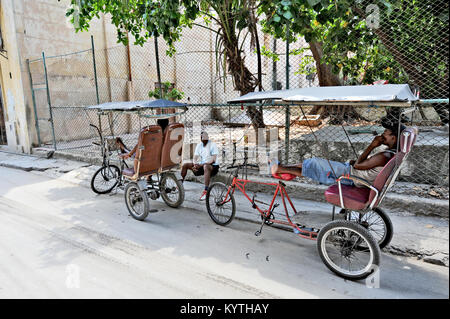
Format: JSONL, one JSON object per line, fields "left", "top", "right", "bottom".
{"left": 193, "top": 164, "right": 220, "bottom": 177}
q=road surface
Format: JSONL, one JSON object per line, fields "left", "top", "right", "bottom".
{"left": 0, "top": 166, "right": 448, "bottom": 298}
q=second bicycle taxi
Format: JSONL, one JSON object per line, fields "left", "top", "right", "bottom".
{"left": 87, "top": 99, "right": 187, "bottom": 221}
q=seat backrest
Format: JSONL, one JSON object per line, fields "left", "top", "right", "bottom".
{"left": 368, "top": 127, "right": 418, "bottom": 206}
{"left": 134, "top": 125, "right": 163, "bottom": 176}
{"left": 161, "top": 123, "right": 185, "bottom": 171}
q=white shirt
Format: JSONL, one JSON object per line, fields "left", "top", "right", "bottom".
{"left": 194, "top": 141, "right": 219, "bottom": 165}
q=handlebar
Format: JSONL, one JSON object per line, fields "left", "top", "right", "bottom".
{"left": 90, "top": 124, "right": 102, "bottom": 139}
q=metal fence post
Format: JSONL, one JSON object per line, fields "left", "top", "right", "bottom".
{"left": 26, "top": 59, "right": 41, "bottom": 146}
{"left": 91, "top": 35, "right": 102, "bottom": 134}
{"left": 91, "top": 35, "right": 100, "bottom": 105}
{"left": 154, "top": 36, "right": 163, "bottom": 97}
{"left": 284, "top": 22, "right": 291, "bottom": 161}
{"left": 42, "top": 51, "right": 57, "bottom": 150}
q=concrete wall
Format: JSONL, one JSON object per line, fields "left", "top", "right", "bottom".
{"left": 0, "top": 0, "right": 31, "bottom": 153}
{"left": 0, "top": 0, "right": 371, "bottom": 155}
{"left": 0, "top": 0, "right": 122, "bottom": 150}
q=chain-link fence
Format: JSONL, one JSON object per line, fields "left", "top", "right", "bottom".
{"left": 26, "top": 2, "right": 448, "bottom": 189}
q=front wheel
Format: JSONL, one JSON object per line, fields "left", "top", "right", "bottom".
{"left": 124, "top": 182, "right": 149, "bottom": 221}
{"left": 342, "top": 208, "right": 393, "bottom": 249}
{"left": 317, "top": 220, "right": 381, "bottom": 280}
{"left": 206, "top": 182, "right": 236, "bottom": 226}
{"left": 160, "top": 173, "right": 185, "bottom": 208}
{"left": 91, "top": 165, "right": 121, "bottom": 194}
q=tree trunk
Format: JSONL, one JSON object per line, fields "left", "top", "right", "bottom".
{"left": 222, "top": 28, "right": 265, "bottom": 129}
{"left": 309, "top": 41, "right": 342, "bottom": 87}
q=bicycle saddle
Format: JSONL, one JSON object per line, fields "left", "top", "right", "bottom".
{"left": 272, "top": 172, "right": 296, "bottom": 181}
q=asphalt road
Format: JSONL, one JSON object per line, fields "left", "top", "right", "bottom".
{"left": 0, "top": 166, "right": 448, "bottom": 298}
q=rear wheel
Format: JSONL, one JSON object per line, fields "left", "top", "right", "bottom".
{"left": 124, "top": 182, "right": 149, "bottom": 221}
{"left": 160, "top": 173, "right": 185, "bottom": 208}
{"left": 342, "top": 208, "right": 393, "bottom": 249}
{"left": 91, "top": 165, "right": 120, "bottom": 194}
{"left": 317, "top": 220, "right": 381, "bottom": 280}
{"left": 206, "top": 182, "right": 236, "bottom": 226}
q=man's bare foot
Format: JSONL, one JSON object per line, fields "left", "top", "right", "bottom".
{"left": 270, "top": 163, "right": 280, "bottom": 175}
{"left": 268, "top": 159, "right": 281, "bottom": 176}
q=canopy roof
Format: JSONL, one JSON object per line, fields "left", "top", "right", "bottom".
{"left": 228, "top": 84, "right": 418, "bottom": 106}
{"left": 87, "top": 99, "right": 187, "bottom": 111}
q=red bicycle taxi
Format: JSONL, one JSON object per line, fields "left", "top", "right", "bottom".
{"left": 205, "top": 84, "right": 419, "bottom": 280}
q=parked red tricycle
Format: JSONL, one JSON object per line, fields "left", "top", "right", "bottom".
{"left": 206, "top": 85, "right": 419, "bottom": 279}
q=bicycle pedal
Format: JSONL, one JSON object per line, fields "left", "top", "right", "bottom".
{"left": 148, "top": 209, "right": 158, "bottom": 213}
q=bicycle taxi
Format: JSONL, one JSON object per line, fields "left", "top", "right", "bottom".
{"left": 87, "top": 99, "right": 187, "bottom": 221}
{"left": 206, "top": 84, "right": 419, "bottom": 279}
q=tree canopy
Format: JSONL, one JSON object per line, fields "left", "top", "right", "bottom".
{"left": 65, "top": 0, "right": 448, "bottom": 123}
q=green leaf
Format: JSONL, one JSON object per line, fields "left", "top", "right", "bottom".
{"left": 307, "top": 0, "right": 321, "bottom": 7}
{"left": 273, "top": 14, "right": 281, "bottom": 22}
{"left": 283, "top": 11, "right": 293, "bottom": 20}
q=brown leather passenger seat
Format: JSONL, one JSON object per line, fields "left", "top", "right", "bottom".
{"left": 161, "top": 123, "right": 185, "bottom": 171}
{"left": 122, "top": 125, "right": 163, "bottom": 178}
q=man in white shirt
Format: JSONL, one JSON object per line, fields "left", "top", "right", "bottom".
{"left": 181, "top": 131, "right": 220, "bottom": 200}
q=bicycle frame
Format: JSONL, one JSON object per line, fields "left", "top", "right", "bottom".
{"left": 223, "top": 174, "right": 319, "bottom": 240}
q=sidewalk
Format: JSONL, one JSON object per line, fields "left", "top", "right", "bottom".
{"left": 0, "top": 149, "right": 448, "bottom": 267}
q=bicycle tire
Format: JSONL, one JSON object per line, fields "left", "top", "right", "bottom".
{"left": 91, "top": 165, "right": 121, "bottom": 194}
{"left": 206, "top": 182, "right": 236, "bottom": 226}
{"left": 317, "top": 220, "right": 381, "bottom": 280}
{"left": 160, "top": 173, "right": 185, "bottom": 208}
{"left": 342, "top": 208, "right": 393, "bottom": 249}
{"left": 124, "top": 182, "right": 150, "bottom": 221}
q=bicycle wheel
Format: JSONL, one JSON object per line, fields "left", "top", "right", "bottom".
{"left": 342, "top": 208, "right": 393, "bottom": 249}
{"left": 317, "top": 220, "right": 381, "bottom": 280}
{"left": 91, "top": 165, "right": 121, "bottom": 194}
{"left": 124, "top": 182, "right": 149, "bottom": 221}
{"left": 206, "top": 182, "right": 236, "bottom": 226}
{"left": 160, "top": 173, "right": 185, "bottom": 208}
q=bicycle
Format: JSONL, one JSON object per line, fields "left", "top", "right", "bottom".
{"left": 90, "top": 124, "right": 127, "bottom": 194}
{"left": 205, "top": 163, "right": 381, "bottom": 280}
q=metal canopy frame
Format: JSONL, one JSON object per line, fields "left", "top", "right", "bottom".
{"left": 227, "top": 84, "right": 421, "bottom": 107}
{"left": 86, "top": 99, "right": 188, "bottom": 142}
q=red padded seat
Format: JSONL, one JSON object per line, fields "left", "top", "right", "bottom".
{"left": 272, "top": 172, "right": 297, "bottom": 181}
{"left": 324, "top": 184, "right": 371, "bottom": 210}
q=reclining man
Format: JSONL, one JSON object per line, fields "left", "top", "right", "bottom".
{"left": 181, "top": 131, "right": 220, "bottom": 200}
{"left": 270, "top": 118, "right": 406, "bottom": 187}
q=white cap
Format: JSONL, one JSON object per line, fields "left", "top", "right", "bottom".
{"left": 200, "top": 131, "right": 209, "bottom": 140}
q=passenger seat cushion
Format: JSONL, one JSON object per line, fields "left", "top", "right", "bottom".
{"left": 122, "top": 167, "right": 135, "bottom": 177}
{"left": 324, "top": 184, "right": 371, "bottom": 210}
